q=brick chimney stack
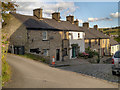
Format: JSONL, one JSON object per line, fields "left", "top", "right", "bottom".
{"left": 52, "top": 12, "right": 60, "bottom": 21}
{"left": 83, "top": 22, "right": 89, "bottom": 28}
{"left": 94, "top": 25, "right": 98, "bottom": 30}
{"left": 33, "top": 8, "right": 43, "bottom": 19}
{"left": 74, "top": 19, "right": 79, "bottom": 26}
{"left": 66, "top": 15, "right": 74, "bottom": 24}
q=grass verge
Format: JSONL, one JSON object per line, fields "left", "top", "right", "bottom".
{"left": 0, "top": 76, "right": 2, "bottom": 89}
{"left": 2, "top": 60, "right": 11, "bottom": 86}
{"left": 19, "top": 53, "right": 49, "bottom": 64}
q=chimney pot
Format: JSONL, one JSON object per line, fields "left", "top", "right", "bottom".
{"left": 33, "top": 8, "right": 43, "bottom": 19}
{"left": 66, "top": 15, "right": 74, "bottom": 24}
{"left": 74, "top": 19, "right": 79, "bottom": 26}
{"left": 52, "top": 12, "right": 60, "bottom": 21}
{"left": 83, "top": 22, "right": 89, "bottom": 28}
{"left": 94, "top": 25, "right": 98, "bottom": 30}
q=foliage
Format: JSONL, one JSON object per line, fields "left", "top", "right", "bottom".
{"left": 2, "top": 1, "right": 18, "bottom": 27}
{"left": 1, "top": 32, "right": 11, "bottom": 86}
{"left": 79, "top": 47, "right": 100, "bottom": 63}
{"left": 78, "top": 52, "right": 89, "bottom": 59}
{"left": 85, "top": 47, "right": 93, "bottom": 58}
{"left": 1, "top": 1, "right": 18, "bottom": 84}
{"left": 114, "top": 36, "right": 120, "bottom": 43}
{"left": 20, "top": 53, "right": 49, "bottom": 64}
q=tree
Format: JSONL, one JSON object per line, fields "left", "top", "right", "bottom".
{"left": 1, "top": 1, "right": 18, "bottom": 27}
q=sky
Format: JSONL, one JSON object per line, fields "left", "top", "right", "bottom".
{"left": 11, "top": 0, "right": 120, "bottom": 28}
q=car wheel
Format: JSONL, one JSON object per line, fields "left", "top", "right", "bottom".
{"left": 112, "top": 71, "right": 116, "bottom": 75}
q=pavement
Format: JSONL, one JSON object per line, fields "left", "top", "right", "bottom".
{"left": 4, "top": 54, "right": 118, "bottom": 88}
{"left": 54, "top": 58, "right": 90, "bottom": 67}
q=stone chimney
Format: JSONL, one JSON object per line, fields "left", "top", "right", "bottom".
{"left": 83, "top": 22, "right": 89, "bottom": 28}
{"left": 94, "top": 25, "right": 98, "bottom": 30}
{"left": 33, "top": 8, "right": 43, "bottom": 19}
{"left": 74, "top": 19, "right": 79, "bottom": 26}
{"left": 66, "top": 15, "right": 74, "bottom": 24}
{"left": 52, "top": 12, "right": 60, "bottom": 21}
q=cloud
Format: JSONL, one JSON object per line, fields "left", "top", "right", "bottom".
{"left": 88, "top": 18, "right": 98, "bottom": 22}
{"left": 78, "top": 19, "right": 83, "bottom": 23}
{"left": 13, "top": 1, "right": 77, "bottom": 18}
{"left": 87, "top": 17, "right": 112, "bottom": 22}
{"left": 110, "top": 12, "right": 120, "bottom": 18}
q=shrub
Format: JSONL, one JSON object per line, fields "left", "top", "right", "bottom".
{"left": 20, "top": 53, "right": 49, "bottom": 64}
{"left": 79, "top": 47, "right": 100, "bottom": 63}
{"left": 1, "top": 32, "right": 11, "bottom": 86}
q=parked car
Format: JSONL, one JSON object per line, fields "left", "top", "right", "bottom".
{"left": 112, "top": 51, "right": 120, "bottom": 75}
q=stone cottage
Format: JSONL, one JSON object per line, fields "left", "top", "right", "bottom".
{"left": 80, "top": 22, "right": 110, "bottom": 57}
{"left": 4, "top": 8, "right": 85, "bottom": 63}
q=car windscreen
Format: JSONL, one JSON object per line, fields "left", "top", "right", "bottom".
{"left": 114, "top": 51, "right": 120, "bottom": 58}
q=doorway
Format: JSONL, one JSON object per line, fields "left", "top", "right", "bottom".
{"left": 14, "top": 46, "right": 25, "bottom": 55}
{"left": 72, "top": 46, "right": 76, "bottom": 58}
{"left": 56, "top": 49, "right": 60, "bottom": 61}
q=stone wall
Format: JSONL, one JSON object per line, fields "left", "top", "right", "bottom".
{"left": 27, "top": 30, "right": 69, "bottom": 62}
{"left": 3, "top": 14, "right": 28, "bottom": 53}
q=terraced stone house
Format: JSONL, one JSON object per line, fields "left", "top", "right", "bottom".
{"left": 4, "top": 8, "right": 85, "bottom": 63}
{"left": 80, "top": 22, "right": 110, "bottom": 57}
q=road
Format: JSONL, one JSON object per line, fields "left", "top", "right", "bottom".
{"left": 4, "top": 54, "right": 118, "bottom": 88}
{"left": 58, "top": 64, "right": 119, "bottom": 83}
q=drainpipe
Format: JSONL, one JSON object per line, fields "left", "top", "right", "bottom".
{"left": 62, "top": 30, "right": 64, "bottom": 61}
{"left": 62, "top": 36, "right": 64, "bottom": 61}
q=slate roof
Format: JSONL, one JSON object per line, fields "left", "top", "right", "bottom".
{"left": 10, "top": 13, "right": 58, "bottom": 30}
{"left": 10, "top": 13, "right": 84, "bottom": 32}
{"left": 89, "top": 28, "right": 110, "bottom": 39}
{"left": 79, "top": 27, "right": 110, "bottom": 39}
{"left": 79, "top": 27, "right": 97, "bottom": 39}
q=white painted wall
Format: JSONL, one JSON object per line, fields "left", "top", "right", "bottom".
{"left": 111, "top": 44, "right": 120, "bottom": 55}
{"left": 69, "top": 31, "right": 85, "bottom": 59}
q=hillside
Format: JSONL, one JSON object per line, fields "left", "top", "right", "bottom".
{"left": 98, "top": 26, "right": 120, "bottom": 43}
{"left": 98, "top": 27, "right": 120, "bottom": 36}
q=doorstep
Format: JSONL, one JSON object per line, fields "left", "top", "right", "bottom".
{"left": 50, "top": 64, "right": 70, "bottom": 67}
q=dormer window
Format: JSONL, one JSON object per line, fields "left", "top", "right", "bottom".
{"left": 42, "top": 31, "right": 47, "bottom": 40}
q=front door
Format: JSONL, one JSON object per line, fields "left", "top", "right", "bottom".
{"left": 72, "top": 46, "right": 76, "bottom": 58}
{"left": 56, "top": 49, "right": 60, "bottom": 61}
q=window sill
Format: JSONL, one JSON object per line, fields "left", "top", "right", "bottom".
{"left": 42, "top": 40, "right": 49, "bottom": 41}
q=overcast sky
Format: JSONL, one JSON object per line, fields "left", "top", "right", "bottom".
{"left": 11, "top": 0, "right": 120, "bottom": 28}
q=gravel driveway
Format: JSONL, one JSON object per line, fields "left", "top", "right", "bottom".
{"left": 58, "top": 64, "right": 120, "bottom": 83}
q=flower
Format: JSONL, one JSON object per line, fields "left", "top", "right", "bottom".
{"left": 2, "top": 45, "right": 5, "bottom": 47}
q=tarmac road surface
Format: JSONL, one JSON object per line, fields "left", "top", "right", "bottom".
{"left": 4, "top": 54, "right": 118, "bottom": 88}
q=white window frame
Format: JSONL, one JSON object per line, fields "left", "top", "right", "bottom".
{"left": 42, "top": 31, "right": 47, "bottom": 40}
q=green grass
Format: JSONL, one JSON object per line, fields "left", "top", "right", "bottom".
{"left": 99, "top": 28, "right": 119, "bottom": 35}
{"left": 114, "top": 37, "right": 120, "bottom": 42}
{"left": 2, "top": 60, "right": 11, "bottom": 86}
{"left": 0, "top": 76, "right": 2, "bottom": 88}
{"left": 19, "top": 53, "right": 50, "bottom": 64}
